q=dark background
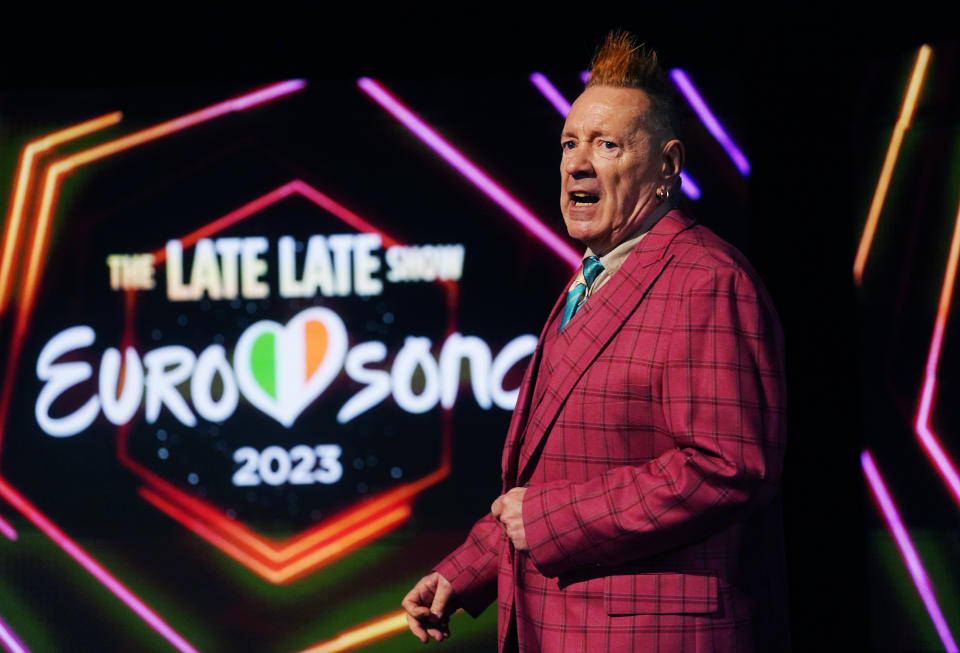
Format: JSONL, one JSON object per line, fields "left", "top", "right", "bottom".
{"left": 1, "top": 6, "right": 957, "bottom": 652}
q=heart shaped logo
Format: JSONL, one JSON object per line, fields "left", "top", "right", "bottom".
{"left": 234, "top": 307, "right": 348, "bottom": 427}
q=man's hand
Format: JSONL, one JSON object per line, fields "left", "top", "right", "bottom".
{"left": 401, "top": 572, "right": 457, "bottom": 643}
{"left": 491, "top": 487, "right": 528, "bottom": 551}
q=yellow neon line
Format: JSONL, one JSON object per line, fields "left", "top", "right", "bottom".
{"left": 854, "top": 44, "right": 932, "bottom": 285}
{"left": 16, "top": 160, "right": 68, "bottom": 338}
{"left": 0, "top": 112, "right": 122, "bottom": 313}
{"left": 298, "top": 611, "right": 409, "bottom": 653}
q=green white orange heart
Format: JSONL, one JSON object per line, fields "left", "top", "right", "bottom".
{"left": 234, "top": 307, "right": 348, "bottom": 427}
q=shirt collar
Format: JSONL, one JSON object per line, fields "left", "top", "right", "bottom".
{"left": 572, "top": 195, "right": 680, "bottom": 295}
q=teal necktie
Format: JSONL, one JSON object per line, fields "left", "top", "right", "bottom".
{"left": 560, "top": 255, "right": 604, "bottom": 331}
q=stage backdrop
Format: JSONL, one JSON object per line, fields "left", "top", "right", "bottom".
{"left": 0, "top": 69, "right": 757, "bottom": 653}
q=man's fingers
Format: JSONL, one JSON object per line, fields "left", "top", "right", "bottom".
{"left": 491, "top": 495, "right": 502, "bottom": 517}
{"left": 401, "top": 587, "right": 432, "bottom": 616}
{"left": 405, "top": 614, "right": 428, "bottom": 644}
{"left": 429, "top": 578, "right": 453, "bottom": 618}
{"left": 426, "top": 619, "right": 450, "bottom": 642}
{"left": 403, "top": 603, "right": 431, "bottom": 618}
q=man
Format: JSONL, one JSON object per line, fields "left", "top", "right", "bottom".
{"left": 403, "top": 32, "right": 788, "bottom": 652}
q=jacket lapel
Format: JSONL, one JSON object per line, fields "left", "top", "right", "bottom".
{"left": 516, "top": 211, "right": 695, "bottom": 483}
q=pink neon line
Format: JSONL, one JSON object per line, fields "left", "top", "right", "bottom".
{"left": 154, "top": 80, "right": 306, "bottom": 135}
{"left": 914, "top": 196, "right": 960, "bottom": 507}
{"left": 156, "top": 180, "right": 401, "bottom": 263}
{"left": 0, "top": 614, "right": 29, "bottom": 653}
{"left": 231, "top": 79, "right": 306, "bottom": 110}
{"left": 0, "top": 514, "right": 16, "bottom": 541}
{"left": 167, "top": 182, "right": 300, "bottom": 254}
{"left": 669, "top": 69, "right": 750, "bottom": 176}
{"left": 533, "top": 71, "right": 700, "bottom": 201}
{"left": 290, "top": 180, "right": 400, "bottom": 247}
{"left": 580, "top": 70, "right": 590, "bottom": 84}
{"left": 0, "top": 480, "right": 198, "bottom": 653}
{"left": 861, "top": 451, "right": 959, "bottom": 652}
{"left": 356, "top": 77, "right": 581, "bottom": 268}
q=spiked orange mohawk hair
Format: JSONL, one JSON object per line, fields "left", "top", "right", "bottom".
{"left": 586, "top": 30, "right": 678, "bottom": 141}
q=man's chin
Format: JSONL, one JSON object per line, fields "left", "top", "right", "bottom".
{"left": 564, "top": 228, "right": 592, "bottom": 248}
{"left": 563, "top": 221, "right": 599, "bottom": 246}
{"left": 568, "top": 232, "right": 608, "bottom": 255}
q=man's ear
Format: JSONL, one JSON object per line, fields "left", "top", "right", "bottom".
{"left": 660, "top": 139, "right": 685, "bottom": 186}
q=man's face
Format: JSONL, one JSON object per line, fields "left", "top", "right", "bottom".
{"left": 560, "top": 85, "right": 664, "bottom": 255}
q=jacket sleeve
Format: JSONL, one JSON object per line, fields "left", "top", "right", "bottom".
{"left": 433, "top": 511, "right": 505, "bottom": 617}
{"left": 522, "top": 263, "right": 787, "bottom": 578}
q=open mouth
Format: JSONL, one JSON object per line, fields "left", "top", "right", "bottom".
{"left": 570, "top": 191, "right": 600, "bottom": 207}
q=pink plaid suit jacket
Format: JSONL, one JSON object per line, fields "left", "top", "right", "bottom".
{"left": 435, "top": 211, "right": 789, "bottom": 652}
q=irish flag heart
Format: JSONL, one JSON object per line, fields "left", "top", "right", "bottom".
{"left": 234, "top": 307, "right": 348, "bottom": 427}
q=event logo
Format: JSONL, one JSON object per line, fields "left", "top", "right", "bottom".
{"left": 233, "top": 307, "right": 348, "bottom": 427}
{"left": 34, "top": 309, "right": 535, "bottom": 438}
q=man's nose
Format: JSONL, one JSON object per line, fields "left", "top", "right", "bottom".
{"left": 563, "top": 147, "right": 595, "bottom": 177}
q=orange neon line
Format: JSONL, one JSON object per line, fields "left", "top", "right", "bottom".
{"left": 297, "top": 610, "right": 409, "bottom": 653}
{"left": 273, "top": 504, "right": 412, "bottom": 581}
{"left": 936, "top": 200, "right": 960, "bottom": 320}
{"left": 15, "top": 82, "right": 305, "bottom": 343}
{"left": 854, "top": 45, "right": 932, "bottom": 285}
{"left": 140, "top": 487, "right": 411, "bottom": 583}
{"left": 140, "top": 461, "right": 446, "bottom": 564}
{"left": 139, "top": 486, "right": 282, "bottom": 580}
{"left": 0, "top": 112, "right": 122, "bottom": 314}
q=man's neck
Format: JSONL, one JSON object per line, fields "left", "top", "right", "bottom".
{"left": 588, "top": 196, "right": 679, "bottom": 258}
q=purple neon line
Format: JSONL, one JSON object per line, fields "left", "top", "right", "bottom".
{"left": 861, "top": 450, "right": 959, "bottom": 653}
{"left": 231, "top": 79, "right": 306, "bottom": 110}
{"left": 530, "top": 73, "right": 572, "bottom": 115}
{"left": 532, "top": 72, "right": 700, "bottom": 201}
{"left": 669, "top": 69, "right": 750, "bottom": 175}
{"left": 0, "top": 514, "right": 15, "bottom": 541}
{"left": 357, "top": 77, "right": 580, "bottom": 268}
{"left": 0, "top": 614, "right": 29, "bottom": 653}
{"left": 679, "top": 172, "right": 701, "bottom": 200}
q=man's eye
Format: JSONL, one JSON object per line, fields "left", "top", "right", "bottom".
{"left": 562, "top": 141, "right": 576, "bottom": 151}
{"left": 601, "top": 141, "right": 617, "bottom": 149}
